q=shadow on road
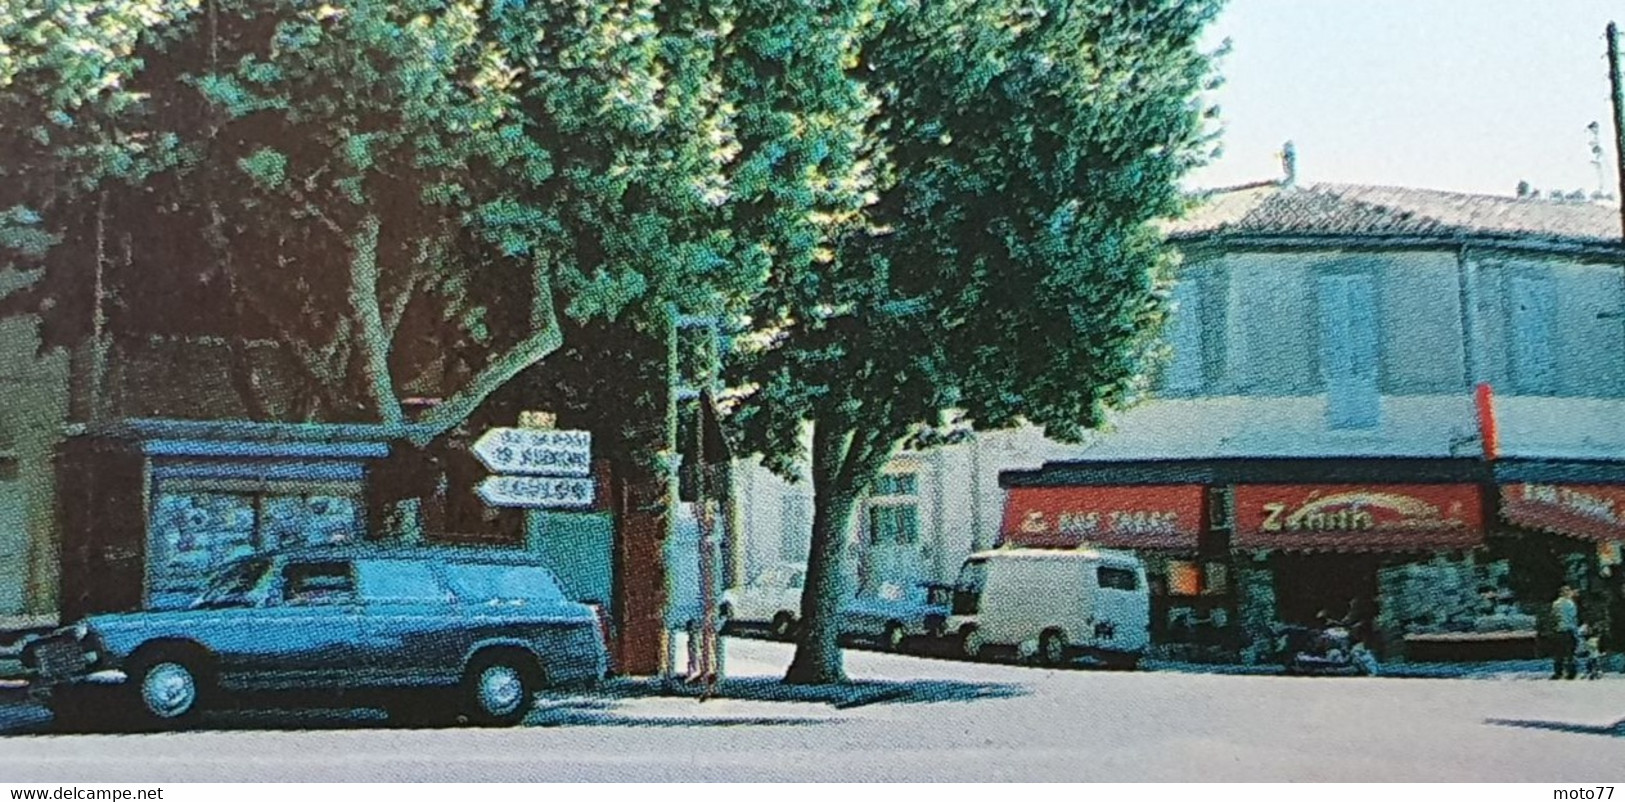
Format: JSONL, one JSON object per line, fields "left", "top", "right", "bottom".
{"left": 604, "top": 676, "right": 1030, "bottom": 709}
{"left": 1484, "top": 717, "right": 1625, "bottom": 738}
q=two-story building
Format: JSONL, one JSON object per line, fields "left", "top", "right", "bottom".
{"left": 733, "top": 173, "right": 1625, "bottom": 662}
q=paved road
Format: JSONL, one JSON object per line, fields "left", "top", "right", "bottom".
{"left": 1, "top": 638, "right": 1621, "bottom": 782}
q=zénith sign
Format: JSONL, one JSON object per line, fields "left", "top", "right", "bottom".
{"left": 477, "top": 475, "right": 595, "bottom": 509}
{"left": 473, "top": 428, "right": 592, "bottom": 477}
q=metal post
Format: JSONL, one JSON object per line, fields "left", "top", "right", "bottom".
{"left": 660, "top": 305, "right": 680, "bottom": 687}
{"left": 1608, "top": 22, "right": 1625, "bottom": 239}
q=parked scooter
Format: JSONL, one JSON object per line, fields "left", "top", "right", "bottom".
{"left": 1275, "top": 617, "right": 1380, "bottom": 676}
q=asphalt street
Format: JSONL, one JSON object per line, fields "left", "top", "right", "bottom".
{"left": 0, "top": 638, "right": 1621, "bottom": 782}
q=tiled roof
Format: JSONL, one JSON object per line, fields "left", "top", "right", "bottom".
{"left": 1165, "top": 181, "right": 1625, "bottom": 245}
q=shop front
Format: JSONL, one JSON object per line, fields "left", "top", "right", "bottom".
{"left": 996, "top": 482, "right": 1240, "bottom": 659}
{"left": 1229, "top": 482, "right": 1503, "bottom": 661}
{"left": 1495, "top": 472, "right": 1625, "bottom": 660}
{"left": 55, "top": 419, "right": 422, "bottom": 620}
{"left": 999, "top": 458, "right": 1529, "bottom": 663}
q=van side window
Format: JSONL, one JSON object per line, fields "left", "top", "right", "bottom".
{"left": 1097, "top": 566, "right": 1139, "bottom": 591}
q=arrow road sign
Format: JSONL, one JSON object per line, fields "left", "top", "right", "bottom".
{"left": 472, "top": 428, "right": 592, "bottom": 477}
{"left": 477, "top": 475, "right": 596, "bottom": 509}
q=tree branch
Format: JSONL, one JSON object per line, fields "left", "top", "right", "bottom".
{"left": 207, "top": 201, "right": 272, "bottom": 420}
{"left": 383, "top": 267, "right": 423, "bottom": 342}
{"left": 348, "top": 213, "right": 405, "bottom": 428}
{"left": 834, "top": 398, "right": 895, "bottom": 497}
{"left": 409, "top": 269, "right": 565, "bottom": 446}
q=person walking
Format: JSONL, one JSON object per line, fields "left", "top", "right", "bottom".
{"left": 1550, "top": 585, "right": 1581, "bottom": 680}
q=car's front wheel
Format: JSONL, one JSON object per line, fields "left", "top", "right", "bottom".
{"left": 125, "top": 653, "right": 209, "bottom": 730}
{"left": 462, "top": 651, "right": 540, "bottom": 727}
{"left": 959, "top": 625, "right": 986, "bottom": 660}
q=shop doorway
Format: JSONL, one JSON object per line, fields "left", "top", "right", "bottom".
{"left": 1271, "top": 552, "right": 1381, "bottom": 627}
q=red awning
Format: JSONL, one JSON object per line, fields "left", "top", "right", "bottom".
{"left": 1000, "top": 485, "right": 1205, "bottom": 550}
{"left": 1232, "top": 484, "right": 1485, "bottom": 552}
{"left": 1501, "top": 483, "right": 1625, "bottom": 544}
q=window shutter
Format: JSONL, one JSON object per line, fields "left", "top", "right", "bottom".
{"left": 1511, "top": 276, "right": 1556, "bottom": 394}
{"left": 1320, "top": 275, "right": 1380, "bottom": 429}
{"left": 1165, "top": 277, "right": 1205, "bottom": 394}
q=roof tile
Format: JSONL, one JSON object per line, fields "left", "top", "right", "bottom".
{"left": 1166, "top": 182, "right": 1623, "bottom": 244}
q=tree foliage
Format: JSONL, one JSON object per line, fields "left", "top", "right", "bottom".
{"left": 0, "top": 0, "right": 877, "bottom": 442}
{"left": 726, "top": 0, "right": 1226, "bottom": 683}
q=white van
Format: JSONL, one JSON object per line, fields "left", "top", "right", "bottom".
{"left": 945, "top": 547, "right": 1150, "bottom": 668}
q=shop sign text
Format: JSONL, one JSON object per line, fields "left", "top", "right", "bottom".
{"left": 1235, "top": 484, "right": 1483, "bottom": 539}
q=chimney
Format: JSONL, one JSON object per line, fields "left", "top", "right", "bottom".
{"left": 1278, "top": 140, "right": 1297, "bottom": 187}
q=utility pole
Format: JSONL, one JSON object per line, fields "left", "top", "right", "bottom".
{"left": 1607, "top": 22, "right": 1625, "bottom": 239}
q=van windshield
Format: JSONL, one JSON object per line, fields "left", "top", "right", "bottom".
{"left": 953, "top": 558, "right": 987, "bottom": 616}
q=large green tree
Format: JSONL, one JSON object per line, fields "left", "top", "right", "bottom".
{"left": 727, "top": 0, "right": 1226, "bottom": 683}
{"left": 0, "top": 0, "right": 876, "bottom": 443}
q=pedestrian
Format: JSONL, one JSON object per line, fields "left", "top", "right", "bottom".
{"left": 1550, "top": 585, "right": 1581, "bottom": 681}
{"left": 1577, "top": 624, "right": 1602, "bottom": 680}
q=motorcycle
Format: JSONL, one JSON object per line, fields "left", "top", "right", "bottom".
{"left": 1275, "top": 621, "right": 1380, "bottom": 676}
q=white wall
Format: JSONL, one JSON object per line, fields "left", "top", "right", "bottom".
{"left": 730, "top": 243, "right": 1625, "bottom": 591}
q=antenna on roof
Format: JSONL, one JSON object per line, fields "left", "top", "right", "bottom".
{"left": 1589, "top": 122, "right": 1608, "bottom": 200}
{"left": 1277, "top": 140, "right": 1297, "bottom": 187}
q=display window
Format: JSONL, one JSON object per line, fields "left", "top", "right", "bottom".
{"left": 148, "top": 480, "right": 363, "bottom": 599}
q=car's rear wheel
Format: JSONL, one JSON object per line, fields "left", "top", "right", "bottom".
{"left": 462, "top": 651, "right": 541, "bottom": 727}
{"left": 770, "top": 612, "right": 798, "bottom": 640}
{"left": 882, "top": 622, "right": 907, "bottom": 652}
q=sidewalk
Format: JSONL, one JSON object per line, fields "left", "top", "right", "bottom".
{"left": 1146, "top": 657, "right": 1625, "bottom": 680}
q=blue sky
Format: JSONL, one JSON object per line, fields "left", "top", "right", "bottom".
{"left": 1187, "top": 1, "right": 1625, "bottom": 197}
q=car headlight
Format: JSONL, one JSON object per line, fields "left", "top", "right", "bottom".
{"left": 71, "top": 622, "right": 88, "bottom": 640}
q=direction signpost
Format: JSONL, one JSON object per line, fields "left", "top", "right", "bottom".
{"left": 476, "top": 475, "right": 596, "bottom": 508}
{"left": 473, "top": 427, "right": 594, "bottom": 508}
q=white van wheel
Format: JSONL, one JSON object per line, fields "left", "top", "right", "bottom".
{"left": 1039, "top": 630, "right": 1069, "bottom": 667}
{"left": 960, "top": 626, "right": 986, "bottom": 660}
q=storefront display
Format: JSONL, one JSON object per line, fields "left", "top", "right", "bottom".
{"left": 56, "top": 420, "right": 402, "bottom": 620}
{"left": 147, "top": 485, "right": 363, "bottom": 607}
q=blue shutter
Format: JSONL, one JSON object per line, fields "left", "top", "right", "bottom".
{"left": 1511, "top": 276, "right": 1556, "bottom": 394}
{"left": 1165, "top": 278, "right": 1205, "bottom": 394}
{"left": 1321, "top": 275, "right": 1381, "bottom": 429}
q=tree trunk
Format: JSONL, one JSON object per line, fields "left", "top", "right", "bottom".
{"left": 785, "top": 421, "right": 861, "bottom": 684}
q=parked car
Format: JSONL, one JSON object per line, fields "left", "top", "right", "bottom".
{"left": 720, "top": 562, "right": 806, "bottom": 638}
{"left": 21, "top": 545, "right": 607, "bottom": 730}
{"left": 839, "top": 581, "right": 953, "bottom": 651}
{"left": 945, "top": 547, "right": 1150, "bottom": 668}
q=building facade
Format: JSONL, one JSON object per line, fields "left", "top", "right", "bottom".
{"left": 732, "top": 179, "right": 1625, "bottom": 661}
